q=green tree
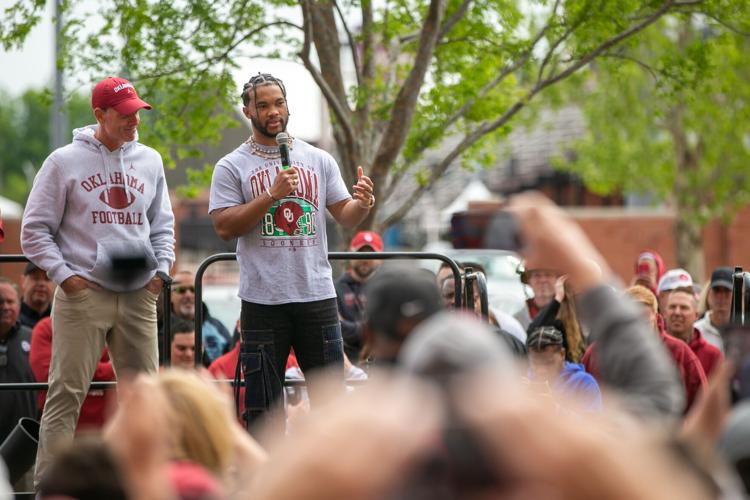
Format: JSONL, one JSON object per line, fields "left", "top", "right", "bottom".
{"left": 0, "top": 88, "right": 91, "bottom": 203}
{"left": 556, "top": 15, "right": 750, "bottom": 279}
{"left": 2, "top": 0, "right": 742, "bottom": 231}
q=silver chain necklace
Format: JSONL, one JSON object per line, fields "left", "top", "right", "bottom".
{"left": 245, "top": 135, "right": 295, "bottom": 160}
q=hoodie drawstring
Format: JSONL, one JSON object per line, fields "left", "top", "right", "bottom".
{"left": 96, "top": 143, "right": 127, "bottom": 198}
{"left": 97, "top": 144, "right": 112, "bottom": 196}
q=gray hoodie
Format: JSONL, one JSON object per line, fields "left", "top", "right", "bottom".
{"left": 21, "top": 125, "right": 175, "bottom": 292}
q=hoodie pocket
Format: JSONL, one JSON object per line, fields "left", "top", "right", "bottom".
{"left": 90, "top": 238, "right": 159, "bottom": 284}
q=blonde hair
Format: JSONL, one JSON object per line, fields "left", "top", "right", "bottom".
{"left": 558, "top": 281, "right": 584, "bottom": 364}
{"left": 697, "top": 281, "right": 710, "bottom": 316}
{"left": 625, "top": 285, "right": 658, "bottom": 314}
{"left": 158, "top": 370, "right": 236, "bottom": 477}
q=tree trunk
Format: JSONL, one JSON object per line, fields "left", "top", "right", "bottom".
{"left": 673, "top": 212, "right": 705, "bottom": 282}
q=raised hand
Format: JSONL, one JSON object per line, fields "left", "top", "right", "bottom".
{"left": 352, "top": 166, "right": 374, "bottom": 209}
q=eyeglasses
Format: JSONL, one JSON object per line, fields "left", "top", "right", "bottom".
{"left": 173, "top": 286, "right": 195, "bottom": 295}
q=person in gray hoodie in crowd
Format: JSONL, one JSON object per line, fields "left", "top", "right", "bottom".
{"left": 21, "top": 76, "right": 175, "bottom": 486}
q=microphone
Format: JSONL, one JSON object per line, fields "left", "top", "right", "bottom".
{"left": 275, "top": 132, "right": 291, "bottom": 170}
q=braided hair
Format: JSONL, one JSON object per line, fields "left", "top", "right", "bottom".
{"left": 240, "top": 73, "right": 289, "bottom": 117}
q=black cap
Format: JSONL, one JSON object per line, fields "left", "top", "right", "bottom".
{"left": 365, "top": 266, "right": 443, "bottom": 340}
{"left": 710, "top": 266, "right": 734, "bottom": 290}
{"left": 23, "top": 262, "right": 40, "bottom": 275}
{"left": 526, "top": 326, "right": 564, "bottom": 350}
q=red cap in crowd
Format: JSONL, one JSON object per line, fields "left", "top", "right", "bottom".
{"left": 91, "top": 77, "right": 152, "bottom": 115}
{"left": 350, "top": 230, "right": 383, "bottom": 252}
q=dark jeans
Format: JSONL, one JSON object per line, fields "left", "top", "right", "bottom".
{"left": 239, "top": 298, "right": 344, "bottom": 431}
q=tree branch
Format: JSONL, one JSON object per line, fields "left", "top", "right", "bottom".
{"left": 437, "top": 0, "right": 472, "bottom": 40}
{"left": 334, "top": 0, "right": 362, "bottom": 87}
{"left": 138, "top": 20, "right": 302, "bottom": 82}
{"left": 298, "top": 0, "right": 355, "bottom": 148}
{"left": 703, "top": 12, "right": 750, "bottom": 36}
{"left": 599, "top": 52, "right": 661, "bottom": 82}
{"left": 371, "top": 0, "right": 447, "bottom": 177}
{"left": 383, "top": 5, "right": 555, "bottom": 200}
{"left": 536, "top": 0, "right": 580, "bottom": 87}
{"left": 382, "top": 0, "right": 680, "bottom": 228}
{"left": 380, "top": 100, "right": 526, "bottom": 228}
{"left": 535, "top": 0, "right": 678, "bottom": 93}
{"left": 399, "top": 0, "right": 469, "bottom": 45}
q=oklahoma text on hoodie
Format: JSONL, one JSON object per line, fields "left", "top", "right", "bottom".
{"left": 21, "top": 125, "right": 175, "bottom": 292}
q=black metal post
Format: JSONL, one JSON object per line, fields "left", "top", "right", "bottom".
{"left": 731, "top": 266, "right": 744, "bottom": 325}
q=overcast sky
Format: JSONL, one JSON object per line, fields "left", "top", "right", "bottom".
{"left": 0, "top": 0, "right": 323, "bottom": 141}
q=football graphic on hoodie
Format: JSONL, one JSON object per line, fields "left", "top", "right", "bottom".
{"left": 99, "top": 186, "right": 136, "bottom": 209}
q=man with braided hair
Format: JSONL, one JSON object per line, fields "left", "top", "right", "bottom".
{"left": 209, "top": 73, "right": 375, "bottom": 433}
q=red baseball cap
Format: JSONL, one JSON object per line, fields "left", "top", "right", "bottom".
{"left": 350, "top": 230, "right": 383, "bottom": 252}
{"left": 91, "top": 77, "right": 152, "bottom": 115}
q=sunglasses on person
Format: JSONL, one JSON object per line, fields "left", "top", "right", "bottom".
{"left": 173, "top": 285, "right": 195, "bottom": 295}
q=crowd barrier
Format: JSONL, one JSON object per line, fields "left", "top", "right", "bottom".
{"left": 192, "top": 251, "right": 471, "bottom": 366}
{"left": 0, "top": 250, "right": 484, "bottom": 375}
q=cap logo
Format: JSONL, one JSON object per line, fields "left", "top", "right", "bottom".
{"left": 112, "top": 82, "right": 135, "bottom": 93}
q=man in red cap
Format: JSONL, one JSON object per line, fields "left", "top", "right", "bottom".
{"left": 335, "top": 230, "right": 383, "bottom": 363}
{"left": 22, "top": 76, "right": 175, "bottom": 486}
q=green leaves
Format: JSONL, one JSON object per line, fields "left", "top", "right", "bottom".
{"left": 0, "top": 0, "right": 46, "bottom": 51}
{"left": 3, "top": 0, "right": 742, "bottom": 227}
{"left": 558, "top": 15, "right": 750, "bottom": 227}
{"left": 0, "top": 88, "right": 92, "bottom": 203}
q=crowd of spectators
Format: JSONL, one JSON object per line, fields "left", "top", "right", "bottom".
{"left": 2, "top": 192, "right": 750, "bottom": 499}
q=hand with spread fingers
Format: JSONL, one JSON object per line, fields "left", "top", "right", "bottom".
{"left": 352, "top": 166, "right": 375, "bottom": 209}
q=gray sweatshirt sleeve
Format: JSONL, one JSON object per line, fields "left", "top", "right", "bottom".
{"left": 21, "top": 157, "right": 76, "bottom": 286}
{"left": 146, "top": 169, "right": 175, "bottom": 275}
{"left": 578, "top": 285, "right": 684, "bottom": 419}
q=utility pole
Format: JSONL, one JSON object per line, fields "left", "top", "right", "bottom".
{"left": 50, "top": 0, "right": 67, "bottom": 150}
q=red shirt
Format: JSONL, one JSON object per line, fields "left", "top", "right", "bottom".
{"left": 208, "top": 343, "right": 300, "bottom": 424}
{"left": 686, "top": 328, "right": 723, "bottom": 378}
{"left": 526, "top": 298, "right": 540, "bottom": 320}
{"left": 29, "top": 317, "right": 115, "bottom": 431}
{"left": 658, "top": 331, "right": 707, "bottom": 410}
{"left": 581, "top": 330, "right": 708, "bottom": 411}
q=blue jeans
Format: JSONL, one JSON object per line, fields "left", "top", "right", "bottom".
{"left": 239, "top": 298, "right": 344, "bottom": 431}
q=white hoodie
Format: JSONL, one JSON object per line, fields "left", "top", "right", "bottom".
{"left": 21, "top": 125, "right": 175, "bottom": 292}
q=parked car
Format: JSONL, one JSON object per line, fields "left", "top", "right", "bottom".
{"left": 421, "top": 244, "right": 530, "bottom": 315}
{"left": 201, "top": 284, "right": 242, "bottom": 335}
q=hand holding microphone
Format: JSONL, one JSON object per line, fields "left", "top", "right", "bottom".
{"left": 265, "top": 132, "right": 298, "bottom": 200}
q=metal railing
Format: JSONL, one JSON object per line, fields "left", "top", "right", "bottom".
{"left": 0, "top": 251, "right": 479, "bottom": 387}
{"left": 731, "top": 266, "right": 746, "bottom": 325}
{"left": 193, "top": 251, "right": 465, "bottom": 366}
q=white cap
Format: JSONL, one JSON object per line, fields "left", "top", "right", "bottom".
{"left": 657, "top": 268, "right": 693, "bottom": 294}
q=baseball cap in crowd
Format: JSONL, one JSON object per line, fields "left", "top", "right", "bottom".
{"left": 398, "top": 311, "right": 515, "bottom": 380}
{"left": 710, "top": 266, "right": 734, "bottom": 290}
{"left": 526, "top": 326, "right": 564, "bottom": 350}
{"left": 350, "top": 230, "right": 383, "bottom": 252}
{"left": 657, "top": 268, "right": 693, "bottom": 294}
{"left": 91, "top": 77, "right": 152, "bottom": 115}
{"left": 24, "top": 262, "right": 40, "bottom": 275}
{"left": 365, "top": 266, "right": 442, "bottom": 340}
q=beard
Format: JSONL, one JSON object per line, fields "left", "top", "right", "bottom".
{"left": 176, "top": 303, "right": 195, "bottom": 320}
{"left": 353, "top": 263, "right": 376, "bottom": 280}
{"left": 251, "top": 114, "right": 288, "bottom": 139}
